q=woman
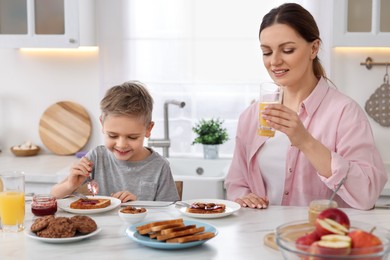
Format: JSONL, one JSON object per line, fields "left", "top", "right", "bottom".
{"left": 224, "top": 3, "right": 387, "bottom": 210}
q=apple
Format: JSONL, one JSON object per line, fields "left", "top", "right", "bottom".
{"left": 308, "top": 235, "right": 351, "bottom": 260}
{"left": 315, "top": 208, "right": 350, "bottom": 236}
{"left": 296, "top": 231, "right": 321, "bottom": 251}
{"left": 348, "top": 229, "right": 383, "bottom": 258}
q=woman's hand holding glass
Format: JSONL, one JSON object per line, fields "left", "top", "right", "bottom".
{"left": 261, "top": 103, "right": 311, "bottom": 148}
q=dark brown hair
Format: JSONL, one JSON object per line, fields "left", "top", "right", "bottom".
{"left": 259, "top": 3, "right": 326, "bottom": 78}
{"left": 100, "top": 81, "right": 153, "bottom": 125}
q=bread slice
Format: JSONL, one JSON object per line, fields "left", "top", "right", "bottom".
{"left": 156, "top": 226, "right": 205, "bottom": 241}
{"left": 186, "top": 202, "right": 226, "bottom": 214}
{"left": 69, "top": 198, "right": 111, "bottom": 209}
{"left": 136, "top": 218, "right": 184, "bottom": 235}
{"left": 166, "top": 232, "right": 215, "bottom": 243}
{"left": 160, "top": 224, "right": 196, "bottom": 235}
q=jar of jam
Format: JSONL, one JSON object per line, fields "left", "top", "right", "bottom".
{"left": 31, "top": 194, "right": 57, "bottom": 216}
{"left": 308, "top": 199, "right": 338, "bottom": 225}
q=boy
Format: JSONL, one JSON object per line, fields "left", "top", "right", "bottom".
{"left": 51, "top": 81, "right": 180, "bottom": 202}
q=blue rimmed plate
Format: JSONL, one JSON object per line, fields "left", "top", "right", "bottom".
{"left": 126, "top": 220, "right": 217, "bottom": 249}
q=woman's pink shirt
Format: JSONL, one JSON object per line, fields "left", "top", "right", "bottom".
{"left": 225, "top": 78, "right": 387, "bottom": 210}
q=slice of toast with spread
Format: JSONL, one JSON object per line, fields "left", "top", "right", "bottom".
{"left": 69, "top": 198, "right": 111, "bottom": 209}
{"left": 186, "top": 202, "right": 226, "bottom": 214}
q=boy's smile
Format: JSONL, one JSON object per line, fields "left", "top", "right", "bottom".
{"left": 101, "top": 115, "right": 153, "bottom": 162}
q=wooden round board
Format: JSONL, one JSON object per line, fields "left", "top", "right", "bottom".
{"left": 39, "top": 101, "right": 92, "bottom": 155}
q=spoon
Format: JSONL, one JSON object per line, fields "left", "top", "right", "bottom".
{"left": 87, "top": 176, "right": 99, "bottom": 196}
{"left": 328, "top": 176, "right": 347, "bottom": 204}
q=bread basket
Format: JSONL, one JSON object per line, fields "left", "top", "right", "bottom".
{"left": 10, "top": 146, "right": 40, "bottom": 157}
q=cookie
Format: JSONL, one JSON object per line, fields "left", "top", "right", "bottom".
{"left": 70, "top": 215, "right": 97, "bottom": 234}
{"left": 37, "top": 217, "right": 76, "bottom": 238}
{"left": 30, "top": 215, "right": 55, "bottom": 232}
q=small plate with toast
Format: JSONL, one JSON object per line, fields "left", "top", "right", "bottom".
{"left": 177, "top": 199, "right": 241, "bottom": 219}
{"left": 57, "top": 195, "right": 121, "bottom": 214}
{"left": 126, "top": 219, "right": 217, "bottom": 249}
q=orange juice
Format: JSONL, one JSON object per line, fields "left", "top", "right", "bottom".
{"left": 0, "top": 191, "right": 25, "bottom": 226}
{"left": 258, "top": 102, "right": 278, "bottom": 137}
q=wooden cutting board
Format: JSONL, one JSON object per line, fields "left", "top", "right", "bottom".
{"left": 263, "top": 222, "right": 314, "bottom": 251}
{"left": 39, "top": 101, "right": 92, "bottom": 155}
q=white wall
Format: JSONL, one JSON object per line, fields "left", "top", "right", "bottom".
{"left": 0, "top": 48, "right": 100, "bottom": 153}
{"left": 0, "top": 0, "right": 389, "bottom": 165}
{"left": 331, "top": 48, "right": 390, "bottom": 164}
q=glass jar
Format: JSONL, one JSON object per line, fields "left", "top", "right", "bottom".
{"left": 308, "top": 199, "right": 338, "bottom": 225}
{"left": 31, "top": 194, "right": 57, "bottom": 216}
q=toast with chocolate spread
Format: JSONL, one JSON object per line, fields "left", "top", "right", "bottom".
{"left": 186, "top": 202, "right": 226, "bottom": 214}
{"left": 69, "top": 198, "right": 111, "bottom": 209}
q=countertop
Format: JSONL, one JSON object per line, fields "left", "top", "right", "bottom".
{"left": 0, "top": 153, "right": 77, "bottom": 183}
{"left": 1, "top": 203, "right": 390, "bottom": 260}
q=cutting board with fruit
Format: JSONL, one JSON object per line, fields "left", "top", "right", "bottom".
{"left": 39, "top": 101, "right": 92, "bottom": 155}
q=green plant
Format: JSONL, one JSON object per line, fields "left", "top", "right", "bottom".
{"left": 192, "top": 118, "right": 229, "bottom": 145}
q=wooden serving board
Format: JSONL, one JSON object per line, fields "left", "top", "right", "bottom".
{"left": 39, "top": 101, "right": 92, "bottom": 155}
{"left": 263, "top": 222, "right": 314, "bottom": 251}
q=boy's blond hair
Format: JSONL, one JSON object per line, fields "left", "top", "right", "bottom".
{"left": 100, "top": 81, "right": 153, "bottom": 125}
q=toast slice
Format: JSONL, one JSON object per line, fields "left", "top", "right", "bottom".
{"left": 186, "top": 202, "right": 226, "bottom": 214}
{"left": 166, "top": 232, "right": 216, "bottom": 243}
{"left": 69, "top": 198, "right": 111, "bottom": 209}
{"left": 156, "top": 226, "right": 205, "bottom": 241}
{"left": 136, "top": 218, "right": 184, "bottom": 235}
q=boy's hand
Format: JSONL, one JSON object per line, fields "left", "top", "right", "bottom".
{"left": 68, "top": 157, "right": 94, "bottom": 188}
{"left": 111, "top": 191, "right": 137, "bottom": 203}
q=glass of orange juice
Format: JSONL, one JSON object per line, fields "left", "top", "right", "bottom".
{"left": 258, "top": 82, "right": 283, "bottom": 137}
{"left": 0, "top": 171, "right": 25, "bottom": 232}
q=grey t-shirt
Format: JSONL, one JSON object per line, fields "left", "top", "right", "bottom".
{"left": 86, "top": 146, "right": 179, "bottom": 201}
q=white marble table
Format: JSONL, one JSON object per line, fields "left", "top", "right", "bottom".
{"left": 1, "top": 202, "right": 390, "bottom": 260}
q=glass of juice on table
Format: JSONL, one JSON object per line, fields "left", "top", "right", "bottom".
{"left": 258, "top": 82, "right": 283, "bottom": 137}
{"left": 0, "top": 171, "right": 25, "bottom": 232}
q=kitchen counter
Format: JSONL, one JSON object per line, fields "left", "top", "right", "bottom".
{"left": 1, "top": 203, "right": 390, "bottom": 260}
{"left": 0, "top": 153, "right": 77, "bottom": 184}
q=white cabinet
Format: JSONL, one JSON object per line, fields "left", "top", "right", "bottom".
{"left": 333, "top": 0, "right": 390, "bottom": 47}
{"left": 0, "top": 0, "right": 95, "bottom": 48}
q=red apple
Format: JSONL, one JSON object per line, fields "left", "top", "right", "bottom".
{"left": 296, "top": 231, "right": 321, "bottom": 251}
{"left": 348, "top": 229, "right": 383, "bottom": 258}
{"left": 315, "top": 208, "right": 350, "bottom": 236}
{"left": 308, "top": 235, "right": 351, "bottom": 260}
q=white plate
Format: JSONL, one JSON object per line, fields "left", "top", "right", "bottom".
{"left": 25, "top": 227, "right": 102, "bottom": 244}
{"left": 57, "top": 196, "right": 121, "bottom": 214}
{"left": 177, "top": 199, "right": 241, "bottom": 219}
{"left": 126, "top": 220, "right": 217, "bottom": 249}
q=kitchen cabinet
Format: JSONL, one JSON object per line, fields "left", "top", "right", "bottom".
{"left": 333, "top": 0, "right": 390, "bottom": 47}
{"left": 0, "top": 0, "right": 95, "bottom": 48}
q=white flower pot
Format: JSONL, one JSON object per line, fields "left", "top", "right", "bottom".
{"left": 203, "top": 144, "right": 219, "bottom": 159}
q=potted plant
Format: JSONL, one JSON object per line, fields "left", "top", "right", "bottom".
{"left": 192, "top": 118, "right": 229, "bottom": 159}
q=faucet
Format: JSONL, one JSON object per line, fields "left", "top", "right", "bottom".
{"left": 148, "top": 100, "right": 185, "bottom": 157}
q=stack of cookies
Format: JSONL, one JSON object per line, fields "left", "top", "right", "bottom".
{"left": 30, "top": 215, "right": 97, "bottom": 238}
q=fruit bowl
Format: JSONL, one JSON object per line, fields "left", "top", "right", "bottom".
{"left": 276, "top": 220, "right": 390, "bottom": 259}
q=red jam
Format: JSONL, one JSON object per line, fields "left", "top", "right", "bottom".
{"left": 79, "top": 199, "right": 99, "bottom": 205}
{"left": 31, "top": 194, "right": 57, "bottom": 216}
